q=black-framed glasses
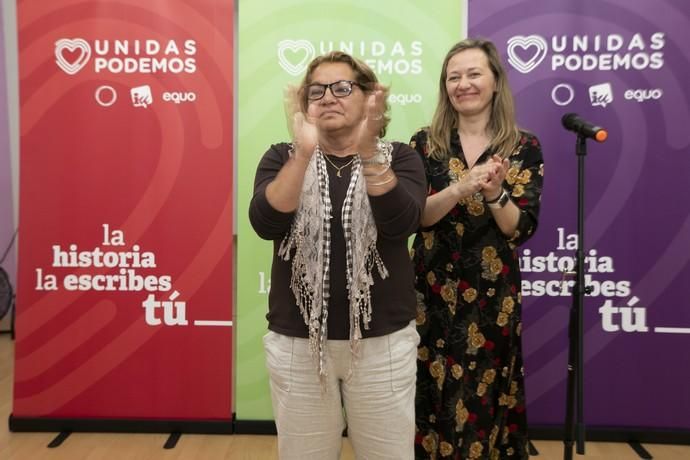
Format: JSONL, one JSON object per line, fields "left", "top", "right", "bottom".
{"left": 306, "top": 80, "right": 362, "bottom": 101}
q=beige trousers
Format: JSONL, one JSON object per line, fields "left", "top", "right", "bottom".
{"left": 263, "top": 320, "right": 419, "bottom": 460}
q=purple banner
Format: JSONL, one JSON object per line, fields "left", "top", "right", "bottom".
{"left": 470, "top": 0, "right": 690, "bottom": 429}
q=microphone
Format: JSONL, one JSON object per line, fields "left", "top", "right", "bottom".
{"left": 561, "top": 113, "right": 608, "bottom": 143}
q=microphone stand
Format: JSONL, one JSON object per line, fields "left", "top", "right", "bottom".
{"left": 563, "top": 135, "right": 590, "bottom": 459}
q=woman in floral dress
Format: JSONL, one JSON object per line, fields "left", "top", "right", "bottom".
{"left": 410, "top": 38, "right": 544, "bottom": 459}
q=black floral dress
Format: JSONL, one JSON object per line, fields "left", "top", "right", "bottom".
{"left": 410, "top": 128, "right": 544, "bottom": 460}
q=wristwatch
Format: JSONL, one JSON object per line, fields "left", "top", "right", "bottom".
{"left": 486, "top": 189, "right": 510, "bottom": 209}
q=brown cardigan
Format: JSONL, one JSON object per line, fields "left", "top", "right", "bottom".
{"left": 249, "top": 142, "right": 426, "bottom": 339}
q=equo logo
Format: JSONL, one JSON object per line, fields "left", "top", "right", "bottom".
{"left": 388, "top": 93, "right": 422, "bottom": 106}
{"left": 162, "top": 91, "right": 197, "bottom": 104}
{"left": 506, "top": 35, "right": 548, "bottom": 74}
{"left": 624, "top": 88, "right": 663, "bottom": 102}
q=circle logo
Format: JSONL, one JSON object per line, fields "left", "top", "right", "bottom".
{"left": 95, "top": 85, "right": 118, "bottom": 107}
{"left": 551, "top": 83, "right": 574, "bottom": 106}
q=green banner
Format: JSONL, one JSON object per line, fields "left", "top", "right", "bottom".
{"left": 236, "top": 0, "right": 466, "bottom": 420}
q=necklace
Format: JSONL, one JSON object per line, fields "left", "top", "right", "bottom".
{"left": 322, "top": 153, "right": 355, "bottom": 177}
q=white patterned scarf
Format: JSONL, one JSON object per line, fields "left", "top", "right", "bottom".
{"left": 278, "top": 144, "right": 389, "bottom": 381}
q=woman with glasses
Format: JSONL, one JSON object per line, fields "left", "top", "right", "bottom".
{"left": 410, "top": 39, "right": 544, "bottom": 459}
{"left": 249, "top": 51, "right": 426, "bottom": 459}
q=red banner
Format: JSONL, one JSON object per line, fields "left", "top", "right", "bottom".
{"left": 14, "top": 0, "right": 234, "bottom": 421}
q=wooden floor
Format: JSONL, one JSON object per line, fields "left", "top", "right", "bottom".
{"left": 1, "top": 334, "right": 689, "bottom": 459}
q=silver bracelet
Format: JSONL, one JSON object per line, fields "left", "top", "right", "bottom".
{"left": 362, "top": 163, "right": 391, "bottom": 177}
{"left": 360, "top": 139, "right": 393, "bottom": 166}
{"left": 366, "top": 173, "right": 395, "bottom": 187}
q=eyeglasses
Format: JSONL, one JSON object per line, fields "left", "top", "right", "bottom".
{"left": 305, "top": 80, "right": 362, "bottom": 101}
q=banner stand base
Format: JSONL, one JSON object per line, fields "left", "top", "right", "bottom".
{"left": 233, "top": 419, "right": 277, "bottom": 435}
{"left": 10, "top": 416, "right": 690, "bottom": 445}
{"left": 234, "top": 420, "right": 690, "bottom": 445}
{"left": 531, "top": 426, "right": 690, "bottom": 445}
{"left": 9, "top": 414, "right": 233, "bottom": 435}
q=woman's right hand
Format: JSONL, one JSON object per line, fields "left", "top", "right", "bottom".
{"left": 451, "top": 163, "right": 492, "bottom": 200}
{"left": 284, "top": 85, "right": 317, "bottom": 162}
{"left": 291, "top": 112, "right": 318, "bottom": 162}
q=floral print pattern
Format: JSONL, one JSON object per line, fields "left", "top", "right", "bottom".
{"left": 410, "top": 128, "right": 544, "bottom": 459}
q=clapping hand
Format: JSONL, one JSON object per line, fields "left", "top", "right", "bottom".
{"left": 284, "top": 85, "right": 318, "bottom": 161}
{"left": 358, "top": 84, "right": 389, "bottom": 157}
{"left": 482, "top": 154, "right": 510, "bottom": 200}
{"left": 453, "top": 162, "right": 493, "bottom": 199}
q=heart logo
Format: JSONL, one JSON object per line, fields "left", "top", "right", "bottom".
{"left": 506, "top": 35, "right": 547, "bottom": 74}
{"left": 55, "top": 38, "right": 91, "bottom": 75}
{"left": 277, "top": 39, "right": 315, "bottom": 76}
